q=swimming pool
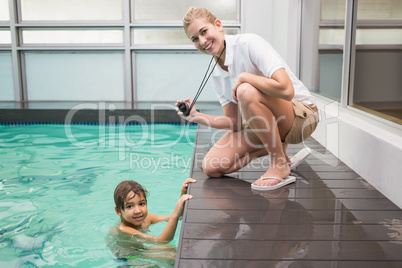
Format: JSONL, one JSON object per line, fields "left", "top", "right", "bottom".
{"left": 0, "top": 123, "right": 196, "bottom": 267}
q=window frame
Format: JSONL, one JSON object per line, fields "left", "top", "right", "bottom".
{"left": 4, "top": 0, "right": 241, "bottom": 107}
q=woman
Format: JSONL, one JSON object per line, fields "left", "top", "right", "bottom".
{"left": 176, "top": 7, "right": 318, "bottom": 190}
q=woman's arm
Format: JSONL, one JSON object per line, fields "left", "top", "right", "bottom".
{"left": 177, "top": 99, "right": 242, "bottom": 131}
{"left": 232, "top": 68, "right": 294, "bottom": 102}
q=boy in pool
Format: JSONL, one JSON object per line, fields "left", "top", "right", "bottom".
{"left": 113, "top": 178, "right": 195, "bottom": 242}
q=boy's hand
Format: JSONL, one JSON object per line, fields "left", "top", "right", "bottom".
{"left": 181, "top": 178, "right": 196, "bottom": 196}
{"left": 173, "top": 194, "right": 193, "bottom": 218}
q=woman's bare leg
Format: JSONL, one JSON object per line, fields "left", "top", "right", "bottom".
{"left": 202, "top": 127, "right": 267, "bottom": 177}
{"left": 236, "top": 82, "right": 294, "bottom": 187}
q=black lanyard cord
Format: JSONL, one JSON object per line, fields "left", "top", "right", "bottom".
{"left": 179, "top": 40, "right": 226, "bottom": 116}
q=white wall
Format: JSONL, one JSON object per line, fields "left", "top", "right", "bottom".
{"left": 312, "top": 96, "right": 402, "bottom": 208}
{"left": 242, "top": 0, "right": 272, "bottom": 41}
{"left": 243, "top": 0, "right": 300, "bottom": 75}
{"left": 242, "top": 0, "right": 300, "bottom": 75}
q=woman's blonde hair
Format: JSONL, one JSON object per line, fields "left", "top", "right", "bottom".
{"left": 183, "top": 7, "right": 217, "bottom": 32}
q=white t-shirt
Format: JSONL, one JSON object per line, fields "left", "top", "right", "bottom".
{"left": 211, "top": 34, "right": 315, "bottom": 106}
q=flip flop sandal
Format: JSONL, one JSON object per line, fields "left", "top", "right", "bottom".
{"left": 251, "top": 176, "right": 296, "bottom": 191}
{"left": 290, "top": 147, "right": 311, "bottom": 169}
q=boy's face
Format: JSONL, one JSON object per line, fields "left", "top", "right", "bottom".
{"left": 115, "top": 191, "right": 148, "bottom": 228}
{"left": 186, "top": 18, "right": 224, "bottom": 57}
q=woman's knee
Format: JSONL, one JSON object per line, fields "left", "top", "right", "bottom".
{"left": 202, "top": 156, "right": 227, "bottom": 177}
{"left": 236, "top": 83, "right": 259, "bottom": 105}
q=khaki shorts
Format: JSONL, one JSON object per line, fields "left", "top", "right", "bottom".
{"left": 284, "top": 100, "right": 319, "bottom": 144}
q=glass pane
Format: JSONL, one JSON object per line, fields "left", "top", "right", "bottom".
{"left": 353, "top": 51, "right": 402, "bottom": 123}
{"left": 133, "top": 0, "right": 238, "bottom": 21}
{"left": 25, "top": 52, "right": 125, "bottom": 101}
{"left": 319, "top": 28, "right": 345, "bottom": 45}
{"left": 0, "top": 29, "right": 11, "bottom": 44}
{"left": 0, "top": 0, "right": 9, "bottom": 21}
{"left": 133, "top": 28, "right": 239, "bottom": 45}
{"left": 135, "top": 52, "right": 218, "bottom": 102}
{"left": 133, "top": 29, "right": 190, "bottom": 45}
{"left": 300, "top": 0, "right": 346, "bottom": 100}
{"left": 357, "top": 0, "right": 402, "bottom": 20}
{"left": 322, "top": 0, "right": 402, "bottom": 21}
{"left": 22, "top": 29, "right": 124, "bottom": 45}
{"left": 352, "top": 1, "right": 402, "bottom": 124}
{"left": 319, "top": 54, "right": 343, "bottom": 100}
{"left": 0, "top": 52, "right": 15, "bottom": 101}
{"left": 321, "top": 0, "right": 345, "bottom": 21}
{"left": 20, "top": 0, "right": 123, "bottom": 21}
{"left": 356, "top": 29, "right": 402, "bottom": 45}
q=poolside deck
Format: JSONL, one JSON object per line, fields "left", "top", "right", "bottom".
{"left": 175, "top": 123, "right": 402, "bottom": 267}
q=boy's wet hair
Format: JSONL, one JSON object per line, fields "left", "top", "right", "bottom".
{"left": 114, "top": 180, "right": 148, "bottom": 211}
{"left": 183, "top": 7, "right": 217, "bottom": 32}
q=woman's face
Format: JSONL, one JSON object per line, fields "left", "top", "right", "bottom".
{"left": 185, "top": 17, "right": 225, "bottom": 57}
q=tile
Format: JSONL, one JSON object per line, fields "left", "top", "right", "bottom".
{"left": 186, "top": 197, "right": 398, "bottom": 211}
{"left": 185, "top": 209, "right": 402, "bottom": 225}
{"left": 294, "top": 198, "right": 399, "bottom": 211}
{"left": 293, "top": 171, "right": 362, "bottom": 180}
{"left": 189, "top": 177, "right": 252, "bottom": 188}
{"left": 189, "top": 183, "right": 385, "bottom": 199}
{"left": 301, "top": 179, "right": 375, "bottom": 189}
{"left": 180, "top": 239, "right": 402, "bottom": 260}
{"left": 178, "top": 260, "right": 402, "bottom": 268}
{"left": 187, "top": 197, "right": 265, "bottom": 210}
{"left": 244, "top": 179, "right": 375, "bottom": 189}
{"left": 182, "top": 223, "right": 402, "bottom": 242}
{"left": 177, "top": 125, "right": 402, "bottom": 266}
{"left": 231, "top": 171, "right": 361, "bottom": 180}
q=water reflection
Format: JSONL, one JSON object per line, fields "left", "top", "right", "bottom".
{"left": 194, "top": 177, "right": 313, "bottom": 265}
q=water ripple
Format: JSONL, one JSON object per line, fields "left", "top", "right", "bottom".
{"left": 0, "top": 124, "right": 195, "bottom": 267}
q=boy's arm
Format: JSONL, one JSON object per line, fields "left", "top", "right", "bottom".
{"left": 118, "top": 225, "right": 160, "bottom": 242}
{"left": 157, "top": 194, "right": 192, "bottom": 242}
{"left": 148, "top": 213, "right": 170, "bottom": 224}
{"left": 119, "top": 194, "right": 193, "bottom": 243}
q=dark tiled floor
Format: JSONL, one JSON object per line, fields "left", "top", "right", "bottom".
{"left": 175, "top": 124, "right": 402, "bottom": 268}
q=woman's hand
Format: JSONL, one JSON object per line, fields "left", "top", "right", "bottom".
{"left": 181, "top": 178, "right": 196, "bottom": 196}
{"left": 232, "top": 72, "right": 247, "bottom": 103}
{"left": 175, "top": 98, "right": 197, "bottom": 121}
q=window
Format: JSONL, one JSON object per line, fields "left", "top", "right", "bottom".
{"left": 2, "top": 0, "right": 240, "bottom": 106}
{"left": 301, "top": 0, "right": 402, "bottom": 124}
{"left": 0, "top": 52, "right": 14, "bottom": 101}
{"left": 135, "top": 52, "right": 218, "bottom": 102}
{"left": 132, "top": 28, "right": 238, "bottom": 45}
{"left": 21, "top": 29, "right": 124, "bottom": 45}
{"left": 352, "top": 0, "right": 402, "bottom": 123}
{"left": 132, "top": 0, "right": 239, "bottom": 21}
{"left": 131, "top": 0, "right": 241, "bottom": 101}
{"left": 0, "top": 29, "right": 11, "bottom": 45}
{"left": 20, "top": 0, "right": 123, "bottom": 21}
{"left": 0, "top": 0, "right": 9, "bottom": 21}
{"left": 24, "top": 52, "right": 125, "bottom": 101}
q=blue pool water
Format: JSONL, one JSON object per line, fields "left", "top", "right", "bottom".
{"left": 0, "top": 123, "right": 196, "bottom": 267}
